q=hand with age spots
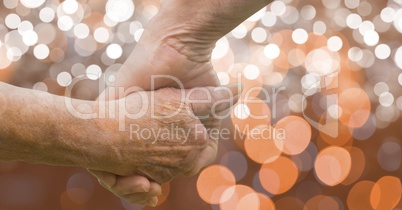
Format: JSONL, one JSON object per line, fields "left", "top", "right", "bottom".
{"left": 90, "top": 0, "right": 270, "bottom": 206}
{"left": 89, "top": 84, "right": 240, "bottom": 206}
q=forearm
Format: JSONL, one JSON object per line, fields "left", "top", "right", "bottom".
{"left": 169, "top": 0, "right": 270, "bottom": 38}
{"left": 110, "top": 0, "right": 271, "bottom": 96}
{"left": 148, "top": 0, "right": 271, "bottom": 43}
{"left": 129, "top": 0, "right": 271, "bottom": 66}
{"left": 0, "top": 82, "right": 102, "bottom": 168}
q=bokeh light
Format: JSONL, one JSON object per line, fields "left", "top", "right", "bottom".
{"left": 197, "top": 165, "right": 236, "bottom": 204}
{"left": 0, "top": 0, "right": 401, "bottom": 209}
{"left": 219, "top": 185, "right": 259, "bottom": 210}
{"left": 259, "top": 156, "right": 298, "bottom": 195}
{"left": 314, "top": 146, "right": 352, "bottom": 186}
{"left": 244, "top": 125, "right": 282, "bottom": 164}
{"left": 371, "top": 176, "right": 401, "bottom": 209}
{"left": 275, "top": 116, "right": 311, "bottom": 155}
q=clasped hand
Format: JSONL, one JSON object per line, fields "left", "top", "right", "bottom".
{"left": 88, "top": 85, "right": 240, "bottom": 205}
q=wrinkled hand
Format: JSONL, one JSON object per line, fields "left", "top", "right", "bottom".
{"left": 89, "top": 8, "right": 221, "bottom": 208}
{"left": 89, "top": 85, "right": 240, "bottom": 205}
{"left": 109, "top": 0, "right": 269, "bottom": 92}
{"left": 90, "top": 0, "right": 265, "bottom": 205}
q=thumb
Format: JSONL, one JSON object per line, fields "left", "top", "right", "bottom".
{"left": 188, "top": 83, "right": 242, "bottom": 117}
{"left": 88, "top": 169, "right": 117, "bottom": 189}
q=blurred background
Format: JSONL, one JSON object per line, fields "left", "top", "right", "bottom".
{"left": 0, "top": 0, "right": 402, "bottom": 209}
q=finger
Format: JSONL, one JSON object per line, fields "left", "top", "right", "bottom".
{"left": 148, "top": 181, "right": 163, "bottom": 196}
{"left": 123, "top": 182, "right": 162, "bottom": 204}
{"left": 198, "top": 94, "right": 241, "bottom": 128}
{"left": 212, "top": 83, "right": 243, "bottom": 113}
{"left": 112, "top": 175, "right": 152, "bottom": 195}
{"left": 184, "top": 142, "right": 218, "bottom": 176}
{"left": 200, "top": 117, "right": 222, "bottom": 131}
{"left": 212, "top": 90, "right": 241, "bottom": 113}
{"left": 182, "top": 69, "right": 220, "bottom": 88}
{"left": 88, "top": 169, "right": 117, "bottom": 189}
{"left": 146, "top": 196, "right": 159, "bottom": 207}
{"left": 188, "top": 83, "right": 242, "bottom": 117}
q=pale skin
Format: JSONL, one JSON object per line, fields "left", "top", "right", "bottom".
{"left": 92, "top": 0, "right": 272, "bottom": 206}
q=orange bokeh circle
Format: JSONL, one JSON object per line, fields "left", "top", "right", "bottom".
{"left": 258, "top": 193, "right": 276, "bottom": 210}
{"left": 244, "top": 124, "right": 282, "bottom": 164}
{"left": 259, "top": 156, "right": 299, "bottom": 195}
{"left": 347, "top": 180, "right": 377, "bottom": 210}
{"left": 231, "top": 98, "right": 271, "bottom": 136}
{"left": 342, "top": 147, "right": 366, "bottom": 186}
{"left": 274, "top": 115, "right": 312, "bottom": 155}
{"left": 197, "top": 165, "right": 236, "bottom": 204}
{"left": 338, "top": 88, "right": 371, "bottom": 128}
{"left": 314, "top": 146, "right": 352, "bottom": 186}
{"left": 371, "top": 176, "right": 402, "bottom": 210}
{"left": 304, "top": 195, "right": 339, "bottom": 210}
{"left": 220, "top": 185, "right": 259, "bottom": 210}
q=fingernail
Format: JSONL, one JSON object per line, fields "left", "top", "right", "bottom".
{"left": 142, "top": 185, "right": 150, "bottom": 193}
{"left": 151, "top": 198, "right": 158, "bottom": 207}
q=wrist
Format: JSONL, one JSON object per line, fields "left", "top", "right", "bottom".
{"left": 141, "top": 8, "right": 218, "bottom": 63}
{"left": 37, "top": 96, "right": 106, "bottom": 169}
{"left": 73, "top": 99, "right": 121, "bottom": 170}
{"left": 151, "top": 0, "right": 271, "bottom": 44}
{"left": 0, "top": 83, "right": 102, "bottom": 168}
